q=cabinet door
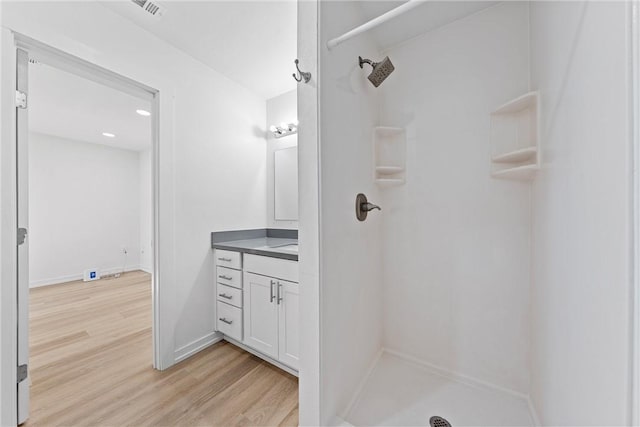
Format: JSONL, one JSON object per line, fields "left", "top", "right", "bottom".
{"left": 277, "top": 280, "right": 300, "bottom": 370}
{"left": 243, "top": 272, "right": 278, "bottom": 358}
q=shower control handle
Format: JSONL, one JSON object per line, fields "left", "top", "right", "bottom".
{"left": 356, "top": 193, "right": 381, "bottom": 222}
{"left": 361, "top": 202, "right": 381, "bottom": 212}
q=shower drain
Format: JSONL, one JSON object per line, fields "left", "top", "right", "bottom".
{"left": 429, "top": 416, "right": 452, "bottom": 427}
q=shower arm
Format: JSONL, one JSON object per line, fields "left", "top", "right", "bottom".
{"left": 359, "top": 57, "right": 376, "bottom": 69}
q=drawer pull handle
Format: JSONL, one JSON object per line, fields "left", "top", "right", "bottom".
{"left": 277, "top": 282, "right": 283, "bottom": 305}
{"left": 219, "top": 317, "right": 233, "bottom": 325}
{"left": 218, "top": 257, "right": 232, "bottom": 262}
{"left": 218, "top": 275, "right": 233, "bottom": 280}
{"left": 219, "top": 293, "right": 233, "bottom": 299}
{"left": 270, "top": 280, "right": 276, "bottom": 303}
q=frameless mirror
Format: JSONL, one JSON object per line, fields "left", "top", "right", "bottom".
{"left": 274, "top": 146, "right": 298, "bottom": 221}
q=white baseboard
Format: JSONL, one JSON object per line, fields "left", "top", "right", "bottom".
{"left": 139, "top": 266, "right": 153, "bottom": 274}
{"left": 174, "top": 332, "right": 222, "bottom": 364}
{"left": 29, "top": 265, "right": 144, "bottom": 288}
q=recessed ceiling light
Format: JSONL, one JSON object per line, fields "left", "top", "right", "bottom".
{"left": 136, "top": 109, "right": 151, "bottom": 117}
{"left": 102, "top": 132, "right": 115, "bottom": 138}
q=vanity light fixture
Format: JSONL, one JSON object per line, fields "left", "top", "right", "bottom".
{"left": 269, "top": 120, "right": 299, "bottom": 138}
{"left": 102, "top": 132, "right": 116, "bottom": 138}
{"left": 136, "top": 109, "right": 151, "bottom": 116}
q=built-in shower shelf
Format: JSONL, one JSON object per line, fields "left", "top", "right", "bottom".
{"left": 490, "top": 91, "right": 540, "bottom": 180}
{"left": 492, "top": 146, "right": 537, "bottom": 163}
{"left": 376, "top": 166, "right": 405, "bottom": 175}
{"left": 491, "top": 164, "right": 538, "bottom": 180}
{"left": 374, "top": 127, "right": 406, "bottom": 186}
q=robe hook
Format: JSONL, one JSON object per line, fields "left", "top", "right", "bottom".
{"left": 292, "top": 59, "right": 311, "bottom": 83}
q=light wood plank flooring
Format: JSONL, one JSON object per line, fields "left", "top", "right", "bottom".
{"left": 26, "top": 271, "right": 298, "bottom": 426}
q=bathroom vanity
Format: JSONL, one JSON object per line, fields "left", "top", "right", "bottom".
{"left": 211, "top": 229, "right": 299, "bottom": 374}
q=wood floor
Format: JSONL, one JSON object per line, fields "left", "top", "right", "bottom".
{"left": 26, "top": 271, "right": 299, "bottom": 426}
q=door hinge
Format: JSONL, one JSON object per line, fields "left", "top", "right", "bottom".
{"left": 17, "top": 364, "right": 27, "bottom": 383}
{"left": 17, "top": 227, "right": 27, "bottom": 246}
{"left": 15, "top": 90, "right": 27, "bottom": 109}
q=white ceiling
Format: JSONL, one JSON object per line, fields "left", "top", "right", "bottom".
{"left": 29, "top": 62, "right": 152, "bottom": 151}
{"left": 357, "top": 1, "right": 499, "bottom": 51}
{"left": 100, "top": 1, "right": 298, "bottom": 100}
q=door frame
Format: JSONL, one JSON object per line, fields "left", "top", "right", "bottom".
{"left": 1, "top": 31, "right": 162, "bottom": 425}
{"left": 631, "top": 1, "right": 640, "bottom": 425}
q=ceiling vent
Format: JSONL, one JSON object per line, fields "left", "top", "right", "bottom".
{"left": 131, "top": 0, "right": 166, "bottom": 18}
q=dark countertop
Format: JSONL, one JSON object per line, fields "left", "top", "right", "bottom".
{"left": 211, "top": 229, "right": 298, "bottom": 261}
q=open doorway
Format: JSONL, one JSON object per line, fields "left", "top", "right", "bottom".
{"left": 11, "top": 39, "right": 160, "bottom": 424}
{"left": 26, "top": 59, "right": 154, "bottom": 422}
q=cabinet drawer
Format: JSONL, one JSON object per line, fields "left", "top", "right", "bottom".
{"left": 216, "top": 266, "right": 242, "bottom": 289}
{"left": 217, "top": 283, "right": 242, "bottom": 308}
{"left": 214, "top": 249, "right": 242, "bottom": 270}
{"left": 244, "top": 254, "right": 298, "bottom": 283}
{"left": 217, "top": 301, "right": 242, "bottom": 341}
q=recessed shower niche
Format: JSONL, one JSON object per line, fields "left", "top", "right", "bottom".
{"left": 373, "top": 126, "right": 406, "bottom": 187}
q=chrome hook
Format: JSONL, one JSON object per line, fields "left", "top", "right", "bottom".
{"left": 292, "top": 59, "right": 311, "bottom": 83}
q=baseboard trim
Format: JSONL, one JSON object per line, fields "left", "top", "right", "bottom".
{"left": 340, "top": 348, "right": 384, "bottom": 421}
{"left": 174, "top": 332, "right": 222, "bottom": 364}
{"left": 30, "top": 265, "right": 144, "bottom": 288}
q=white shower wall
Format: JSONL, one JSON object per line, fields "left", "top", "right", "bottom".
{"left": 529, "top": 2, "right": 632, "bottom": 424}
{"left": 379, "top": 3, "right": 532, "bottom": 395}
{"left": 319, "top": 1, "right": 384, "bottom": 422}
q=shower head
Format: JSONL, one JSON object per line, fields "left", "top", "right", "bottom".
{"left": 359, "top": 56, "right": 395, "bottom": 87}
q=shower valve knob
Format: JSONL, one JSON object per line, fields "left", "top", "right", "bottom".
{"left": 362, "top": 202, "right": 381, "bottom": 212}
{"left": 355, "top": 193, "right": 381, "bottom": 222}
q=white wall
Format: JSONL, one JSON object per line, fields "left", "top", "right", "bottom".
{"left": 297, "top": 1, "right": 321, "bottom": 425}
{"left": 319, "top": 2, "right": 384, "bottom": 422}
{"left": 139, "top": 148, "right": 152, "bottom": 273}
{"left": 379, "top": 3, "right": 532, "bottom": 395}
{"left": 266, "top": 89, "right": 298, "bottom": 229}
{"left": 529, "top": 2, "right": 632, "bottom": 424}
{"left": 1, "top": 2, "right": 267, "bottom": 368}
{"left": 28, "top": 132, "right": 141, "bottom": 286}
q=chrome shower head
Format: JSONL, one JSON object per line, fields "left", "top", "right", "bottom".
{"left": 359, "top": 56, "right": 395, "bottom": 87}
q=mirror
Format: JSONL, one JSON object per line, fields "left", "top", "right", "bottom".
{"left": 274, "top": 146, "right": 298, "bottom": 221}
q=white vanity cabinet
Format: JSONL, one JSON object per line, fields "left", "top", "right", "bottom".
{"left": 243, "top": 254, "right": 300, "bottom": 370}
{"left": 214, "top": 249, "right": 243, "bottom": 341}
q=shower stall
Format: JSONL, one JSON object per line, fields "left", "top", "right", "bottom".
{"left": 307, "top": 1, "right": 634, "bottom": 426}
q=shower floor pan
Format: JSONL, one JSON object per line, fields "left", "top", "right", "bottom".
{"left": 345, "top": 351, "right": 534, "bottom": 426}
